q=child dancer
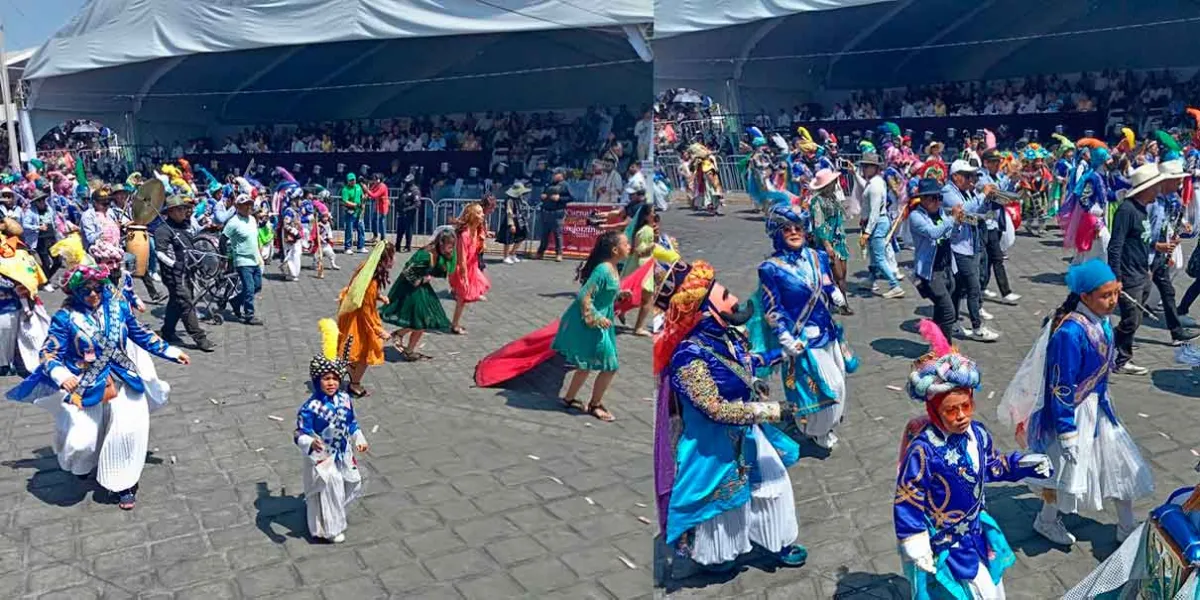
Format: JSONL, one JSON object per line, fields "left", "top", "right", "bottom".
{"left": 551, "top": 230, "right": 630, "bottom": 422}
{"left": 380, "top": 227, "right": 456, "bottom": 361}
{"left": 336, "top": 241, "right": 395, "bottom": 398}
{"left": 448, "top": 203, "right": 491, "bottom": 335}
{"left": 313, "top": 212, "right": 339, "bottom": 279}
{"left": 295, "top": 319, "right": 368, "bottom": 543}
{"left": 896, "top": 320, "right": 1053, "bottom": 598}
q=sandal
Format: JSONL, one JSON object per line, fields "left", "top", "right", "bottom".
{"left": 451, "top": 327, "right": 467, "bottom": 335}
{"left": 402, "top": 350, "right": 432, "bottom": 362}
{"left": 560, "top": 397, "right": 585, "bottom": 413}
{"left": 586, "top": 403, "right": 616, "bottom": 422}
{"left": 632, "top": 328, "right": 652, "bottom": 337}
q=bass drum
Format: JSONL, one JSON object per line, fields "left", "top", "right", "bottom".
{"left": 126, "top": 226, "right": 150, "bottom": 277}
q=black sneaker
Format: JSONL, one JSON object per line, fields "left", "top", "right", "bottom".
{"left": 1173, "top": 329, "right": 1200, "bottom": 346}
{"left": 194, "top": 339, "right": 217, "bottom": 353}
{"left": 159, "top": 331, "right": 184, "bottom": 345}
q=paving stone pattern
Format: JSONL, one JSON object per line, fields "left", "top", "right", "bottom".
{"left": 0, "top": 249, "right": 654, "bottom": 598}
{"left": 655, "top": 204, "right": 1200, "bottom": 599}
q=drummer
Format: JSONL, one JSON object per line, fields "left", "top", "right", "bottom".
{"left": 123, "top": 183, "right": 167, "bottom": 305}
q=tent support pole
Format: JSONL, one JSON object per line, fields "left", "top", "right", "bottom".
{"left": 0, "top": 20, "right": 19, "bottom": 170}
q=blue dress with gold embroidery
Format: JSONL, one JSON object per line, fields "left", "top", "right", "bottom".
{"left": 895, "top": 421, "right": 1042, "bottom": 595}
{"left": 1027, "top": 311, "right": 1117, "bottom": 452}
{"left": 7, "top": 291, "right": 179, "bottom": 408}
{"left": 663, "top": 319, "right": 792, "bottom": 547}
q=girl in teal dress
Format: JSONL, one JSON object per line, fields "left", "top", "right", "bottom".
{"left": 552, "top": 231, "right": 630, "bottom": 422}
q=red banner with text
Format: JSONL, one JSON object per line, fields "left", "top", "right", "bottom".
{"left": 561, "top": 203, "right": 622, "bottom": 258}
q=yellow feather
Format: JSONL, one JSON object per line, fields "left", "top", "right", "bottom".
{"left": 318, "top": 318, "right": 339, "bottom": 360}
{"left": 796, "top": 126, "right": 813, "bottom": 143}
{"left": 1121, "top": 127, "right": 1135, "bottom": 150}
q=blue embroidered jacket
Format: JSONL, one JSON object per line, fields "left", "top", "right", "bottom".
{"left": 894, "top": 421, "right": 1042, "bottom": 581}
{"left": 1028, "top": 308, "right": 1117, "bottom": 450}
{"left": 758, "top": 249, "right": 840, "bottom": 351}
{"left": 295, "top": 391, "right": 361, "bottom": 463}
{"left": 664, "top": 319, "right": 791, "bottom": 546}
{"left": 7, "top": 293, "right": 179, "bottom": 407}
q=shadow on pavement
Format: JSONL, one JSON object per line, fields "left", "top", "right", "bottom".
{"left": 833, "top": 569, "right": 910, "bottom": 599}
{"left": 654, "top": 533, "right": 798, "bottom": 594}
{"left": 1027, "top": 271, "right": 1067, "bottom": 286}
{"left": 253, "top": 481, "right": 309, "bottom": 543}
{"left": 870, "top": 338, "right": 927, "bottom": 360}
{"left": 1151, "top": 368, "right": 1200, "bottom": 397}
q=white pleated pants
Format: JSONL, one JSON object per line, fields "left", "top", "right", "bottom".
{"left": 54, "top": 384, "right": 149, "bottom": 493}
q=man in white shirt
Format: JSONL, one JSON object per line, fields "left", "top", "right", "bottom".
{"left": 858, "top": 153, "right": 905, "bottom": 299}
{"left": 776, "top": 110, "right": 790, "bottom": 130}
{"left": 634, "top": 111, "right": 653, "bottom": 161}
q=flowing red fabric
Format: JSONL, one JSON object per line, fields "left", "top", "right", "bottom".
{"left": 474, "top": 259, "right": 656, "bottom": 387}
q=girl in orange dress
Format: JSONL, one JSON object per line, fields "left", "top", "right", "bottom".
{"left": 336, "top": 241, "right": 396, "bottom": 397}
{"left": 448, "top": 203, "right": 492, "bottom": 335}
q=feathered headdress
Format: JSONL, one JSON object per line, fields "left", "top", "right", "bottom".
{"left": 881, "top": 122, "right": 901, "bottom": 139}
{"left": 275, "top": 166, "right": 297, "bottom": 185}
{"left": 1187, "top": 107, "right": 1200, "bottom": 131}
{"left": 983, "top": 129, "right": 996, "bottom": 150}
{"left": 1051, "top": 133, "right": 1074, "bottom": 151}
{"left": 907, "top": 319, "right": 981, "bottom": 403}
{"left": 1116, "top": 127, "right": 1136, "bottom": 153}
{"left": 1075, "top": 137, "right": 1107, "bottom": 150}
{"left": 796, "top": 126, "right": 814, "bottom": 144}
{"left": 1155, "top": 129, "right": 1181, "bottom": 154}
{"left": 309, "top": 318, "right": 353, "bottom": 382}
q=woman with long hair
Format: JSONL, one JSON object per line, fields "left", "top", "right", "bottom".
{"left": 551, "top": 230, "right": 630, "bottom": 422}
{"left": 620, "top": 203, "right": 656, "bottom": 336}
{"left": 448, "top": 203, "right": 491, "bottom": 334}
{"left": 335, "top": 241, "right": 396, "bottom": 398}
{"left": 380, "top": 227, "right": 456, "bottom": 361}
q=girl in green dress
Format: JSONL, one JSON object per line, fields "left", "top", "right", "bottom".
{"left": 380, "top": 227, "right": 457, "bottom": 361}
{"left": 551, "top": 231, "right": 631, "bottom": 422}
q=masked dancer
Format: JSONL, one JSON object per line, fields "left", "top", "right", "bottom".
{"left": 896, "top": 320, "right": 1052, "bottom": 599}
{"left": 654, "top": 259, "right": 808, "bottom": 573}
{"left": 750, "top": 204, "right": 858, "bottom": 451}
{"left": 7, "top": 264, "right": 190, "bottom": 510}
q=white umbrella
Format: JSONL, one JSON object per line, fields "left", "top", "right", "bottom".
{"left": 71, "top": 123, "right": 100, "bottom": 134}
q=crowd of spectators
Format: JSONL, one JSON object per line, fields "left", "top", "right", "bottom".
{"left": 754, "top": 69, "right": 1200, "bottom": 129}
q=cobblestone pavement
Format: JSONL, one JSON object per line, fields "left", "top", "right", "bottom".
{"left": 0, "top": 248, "right": 655, "bottom": 599}
{"left": 656, "top": 204, "right": 1200, "bottom": 599}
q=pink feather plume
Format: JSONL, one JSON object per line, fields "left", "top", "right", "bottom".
{"left": 918, "top": 318, "right": 952, "bottom": 357}
{"left": 984, "top": 129, "right": 996, "bottom": 150}
{"left": 274, "top": 166, "right": 297, "bottom": 185}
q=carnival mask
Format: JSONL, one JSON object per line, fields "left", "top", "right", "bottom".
{"left": 706, "top": 282, "right": 754, "bottom": 327}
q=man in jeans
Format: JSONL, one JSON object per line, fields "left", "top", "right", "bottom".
{"left": 155, "top": 195, "right": 216, "bottom": 352}
{"left": 222, "top": 194, "right": 264, "bottom": 326}
{"left": 976, "top": 149, "right": 1020, "bottom": 306}
{"left": 941, "top": 160, "right": 1000, "bottom": 342}
{"left": 1148, "top": 159, "right": 1199, "bottom": 346}
{"left": 857, "top": 153, "right": 905, "bottom": 299}
{"left": 908, "top": 178, "right": 964, "bottom": 341}
{"left": 536, "top": 170, "right": 571, "bottom": 262}
{"left": 1110, "top": 163, "right": 1171, "bottom": 375}
{"left": 341, "top": 172, "right": 365, "bottom": 253}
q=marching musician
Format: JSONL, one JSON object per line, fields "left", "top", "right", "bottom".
{"left": 976, "top": 149, "right": 1021, "bottom": 306}
{"left": 941, "top": 160, "right": 1001, "bottom": 342}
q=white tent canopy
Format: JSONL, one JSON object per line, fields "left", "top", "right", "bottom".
{"left": 23, "top": 0, "right": 652, "bottom": 142}
{"left": 654, "top": 0, "right": 1200, "bottom": 114}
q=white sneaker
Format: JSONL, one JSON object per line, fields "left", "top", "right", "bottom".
{"left": 979, "top": 308, "right": 995, "bottom": 321}
{"left": 955, "top": 324, "right": 973, "bottom": 338}
{"left": 882, "top": 286, "right": 906, "bottom": 299}
{"left": 330, "top": 263, "right": 341, "bottom": 270}
{"left": 813, "top": 431, "right": 839, "bottom": 450}
{"left": 896, "top": 272, "right": 905, "bottom": 281}
{"left": 1115, "top": 362, "right": 1149, "bottom": 376}
{"left": 43, "top": 284, "right": 55, "bottom": 293}
{"left": 332, "top": 533, "right": 345, "bottom": 543}
{"left": 1034, "top": 514, "right": 1076, "bottom": 546}
{"left": 1181, "top": 315, "right": 1198, "bottom": 328}
{"left": 1116, "top": 522, "right": 1139, "bottom": 543}
{"left": 513, "top": 255, "right": 522, "bottom": 263}
{"left": 983, "top": 289, "right": 998, "bottom": 299}
{"left": 503, "top": 256, "right": 515, "bottom": 264}
{"left": 1002, "top": 293, "right": 1022, "bottom": 303}
{"left": 972, "top": 326, "right": 1000, "bottom": 342}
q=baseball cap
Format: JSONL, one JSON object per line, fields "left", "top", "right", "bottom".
{"left": 981, "top": 149, "right": 1001, "bottom": 162}
{"left": 949, "top": 160, "right": 979, "bottom": 176}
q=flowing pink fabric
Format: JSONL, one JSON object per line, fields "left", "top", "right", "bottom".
{"left": 474, "top": 260, "right": 655, "bottom": 387}
{"left": 450, "top": 229, "right": 491, "bottom": 303}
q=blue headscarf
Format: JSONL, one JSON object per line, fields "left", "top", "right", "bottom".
{"left": 765, "top": 204, "right": 810, "bottom": 254}
{"left": 1065, "top": 259, "right": 1116, "bottom": 295}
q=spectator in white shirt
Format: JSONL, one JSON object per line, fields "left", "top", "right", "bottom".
{"left": 776, "top": 110, "right": 790, "bottom": 130}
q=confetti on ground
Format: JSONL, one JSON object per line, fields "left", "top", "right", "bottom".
{"left": 371, "top": 424, "right": 379, "bottom": 433}
{"left": 873, "top": 416, "right": 884, "bottom": 421}
{"left": 618, "top": 556, "right": 637, "bottom": 569}
{"left": 209, "top": 398, "right": 219, "bottom": 405}
{"left": 1192, "top": 449, "right": 1200, "bottom": 457}
{"left": 267, "top": 415, "right": 284, "bottom": 422}
{"left": 585, "top": 497, "right": 595, "bottom": 505}
{"left": 169, "top": 455, "right": 177, "bottom": 464}
{"left": 254, "top": 448, "right": 264, "bottom": 453}
{"left": 152, "top": 447, "right": 159, "bottom": 452}
{"left": 446, "top": 352, "right": 460, "bottom": 357}
{"left": 527, "top": 454, "right": 540, "bottom": 461}
{"left": 637, "top": 516, "right": 652, "bottom": 524}
{"left": 988, "top": 391, "right": 995, "bottom": 399}
{"left": 1138, "top": 413, "right": 1149, "bottom": 418}
{"left": 1158, "top": 432, "right": 1171, "bottom": 439}
{"left": 193, "top": 419, "right": 200, "bottom": 424}
{"left": 280, "top": 376, "right": 287, "bottom": 381}
{"left": 1034, "top": 311, "right": 1042, "bottom": 316}
{"left": 545, "top": 476, "right": 564, "bottom": 485}
{"left": 885, "top": 385, "right": 902, "bottom": 392}
{"left": 635, "top": 502, "right": 647, "bottom": 508}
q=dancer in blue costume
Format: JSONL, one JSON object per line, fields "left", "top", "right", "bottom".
{"left": 750, "top": 204, "right": 858, "bottom": 450}
{"left": 896, "top": 320, "right": 1053, "bottom": 599}
{"left": 744, "top": 127, "right": 794, "bottom": 213}
{"left": 7, "top": 264, "right": 190, "bottom": 510}
{"left": 1060, "top": 142, "right": 1112, "bottom": 264}
{"left": 998, "top": 259, "right": 1154, "bottom": 547}
{"left": 653, "top": 260, "right": 808, "bottom": 573}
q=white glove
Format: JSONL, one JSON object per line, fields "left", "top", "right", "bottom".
{"left": 779, "top": 332, "right": 806, "bottom": 357}
{"left": 1020, "top": 453, "right": 1053, "bottom": 478}
{"left": 1058, "top": 435, "right": 1078, "bottom": 465}
{"left": 913, "top": 553, "right": 936, "bottom": 574}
